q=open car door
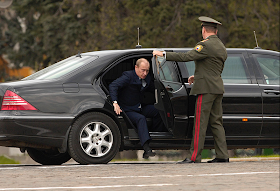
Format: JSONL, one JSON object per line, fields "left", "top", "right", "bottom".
{"left": 152, "top": 55, "right": 190, "bottom": 137}
{"left": 152, "top": 56, "right": 174, "bottom": 133}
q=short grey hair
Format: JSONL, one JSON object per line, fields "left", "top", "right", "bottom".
{"left": 136, "top": 58, "right": 149, "bottom": 67}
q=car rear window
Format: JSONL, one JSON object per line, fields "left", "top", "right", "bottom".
{"left": 23, "top": 55, "right": 97, "bottom": 80}
{"left": 253, "top": 54, "right": 280, "bottom": 85}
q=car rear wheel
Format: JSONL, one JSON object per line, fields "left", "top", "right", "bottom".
{"left": 27, "top": 148, "right": 71, "bottom": 165}
{"left": 68, "top": 112, "right": 121, "bottom": 164}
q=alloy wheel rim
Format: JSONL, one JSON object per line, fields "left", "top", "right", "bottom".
{"left": 79, "top": 121, "right": 113, "bottom": 158}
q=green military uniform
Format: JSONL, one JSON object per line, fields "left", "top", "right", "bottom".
{"left": 165, "top": 16, "right": 229, "bottom": 162}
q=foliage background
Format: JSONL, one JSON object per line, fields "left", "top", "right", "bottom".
{"left": 0, "top": 0, "right": 279, "bottom": 72}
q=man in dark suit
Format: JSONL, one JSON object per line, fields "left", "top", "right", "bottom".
{"left": 109, "top": 58, "right": 164, "bottom": 159}
{"left": 153, "top": 16, "right": 229, "bottom": 163}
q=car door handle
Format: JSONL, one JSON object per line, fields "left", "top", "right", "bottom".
{"left": 166, "top": 85, "right": 173, "bottom": 92}
{"left": 263, "top": 89, "right": 280, "bottom": 95}
{"left": 154, "top": 89, "right": 165, "bottom": 104}
{"left": 155, "top": 89, "right": 158, "bottom": 104}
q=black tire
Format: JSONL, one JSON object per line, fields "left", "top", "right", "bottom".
{"left": 27, "top": 148, "right": 71, "bottom": 165}
{"left": 68, "top": 112, "right": 121, "bottom": 164}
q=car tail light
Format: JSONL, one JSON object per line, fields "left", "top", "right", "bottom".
{"left": 1, "top": 90, "right": 37, "bottom": 110}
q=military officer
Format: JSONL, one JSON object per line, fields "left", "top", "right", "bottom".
{"left": 153, "top": 16, "right": 229, "bottom": 163}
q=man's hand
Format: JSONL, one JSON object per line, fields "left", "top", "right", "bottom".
{"left": 188, "top": 75, "right": 194, "bottom": 85}
{"left": 113, "top": 103, "right": 122, "bottom": 115}
{"left": 153, "top": 50, "right": 164, "bottom": 57}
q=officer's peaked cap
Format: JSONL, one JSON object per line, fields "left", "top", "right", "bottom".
{"left": 199, "top": 16, "right": 222, "bottom": 28}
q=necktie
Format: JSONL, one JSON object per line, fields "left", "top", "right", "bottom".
{"left": 142, "top": 79, "right": 147, "bottom": 87}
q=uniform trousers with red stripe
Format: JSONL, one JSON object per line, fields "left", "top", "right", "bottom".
{"left": 187, "top": 93, "right": 229, "bottom": 162}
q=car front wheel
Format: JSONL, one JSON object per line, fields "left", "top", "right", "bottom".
{"left": 68, "top": 112, "right": 121, "bottom": 164}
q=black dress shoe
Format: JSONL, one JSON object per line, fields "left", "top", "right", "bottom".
{"left": 207, "top": 158, "right": 229, "bottom": 163}
{"left": 177, "top": 158, "right": 195, "bottom": 164}
{"left": 143, "top": 150, "right": 156, "bottom": 159}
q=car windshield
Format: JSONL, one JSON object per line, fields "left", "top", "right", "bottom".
{"left": 23, "top": 55, "right": 97, "bottom": 80}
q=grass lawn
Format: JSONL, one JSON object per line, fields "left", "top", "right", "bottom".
{"left": 0, "top": 155, "right": 20, "bottom": 164}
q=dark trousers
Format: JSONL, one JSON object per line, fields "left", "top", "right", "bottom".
{"left": 187, "top": 94, "right": 229, "bottom": 162}
{"left": 126, "top": 105, "right": 164, "bottom": 146}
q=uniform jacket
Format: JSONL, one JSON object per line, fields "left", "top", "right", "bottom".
{"left": 109, "top": 70, "right": 154, "bottom": 112}
{"left": 166, "top": 35, "right": 227, "bottom": 95}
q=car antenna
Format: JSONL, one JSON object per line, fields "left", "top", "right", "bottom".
{"left": 76, "top": 51, "right": 82, "bottom": 58}
{"left": 135, "top": 27, "right": 142, "bottom": 49}
{"left": 253, "top": 31, "right": 261, "bottom": 49}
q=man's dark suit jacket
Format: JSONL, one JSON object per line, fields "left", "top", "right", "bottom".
{"left": 109, "top": 70, "right": 154, "bottom": 112}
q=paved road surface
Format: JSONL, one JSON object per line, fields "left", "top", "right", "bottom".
{"left": 0, "top": 159, "right": 279, "bottom": 191}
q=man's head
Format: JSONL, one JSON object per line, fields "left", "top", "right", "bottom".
{"left": 202, "top": 25, "right": 218, "bottom": 39}
{"left": 135, "top": 58, "right": 150, "bottom": 79}
{"left": 198, "top": 16, "right": 221, "bottom": 39}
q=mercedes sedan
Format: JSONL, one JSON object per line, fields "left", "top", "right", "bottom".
{"left": 0, "top": 48, "right": 279, "bottom": 165}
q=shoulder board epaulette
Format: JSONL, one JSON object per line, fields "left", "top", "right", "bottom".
{"left": 201, "top": 39, "right": 209, "bottom": 43}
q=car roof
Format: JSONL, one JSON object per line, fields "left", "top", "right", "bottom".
{"left": 81, "top": 48, "right": 279, "bottom": 57}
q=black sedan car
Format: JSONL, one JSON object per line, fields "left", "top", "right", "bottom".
{"left": 0, "top": 48, "right": 279, "bottom": 165}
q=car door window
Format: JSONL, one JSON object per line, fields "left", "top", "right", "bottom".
{"left": 157, "top": 57, "right": 180, "bottom": 83}
{"left": 183, "top": 61, "right": 195, "bottom": 77}
{"left": 222, "top": 55, "right": 251, "bottom": 84}
{"left": 182, "top": 55, "right": 251, "bottom": 84}
{"left": 253, "top": 55, "right": 280, "bottom": 85}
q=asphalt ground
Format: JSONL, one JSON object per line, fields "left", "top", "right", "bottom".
{"left": 0, "top": 157, "right": 279, "bottom": 191}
